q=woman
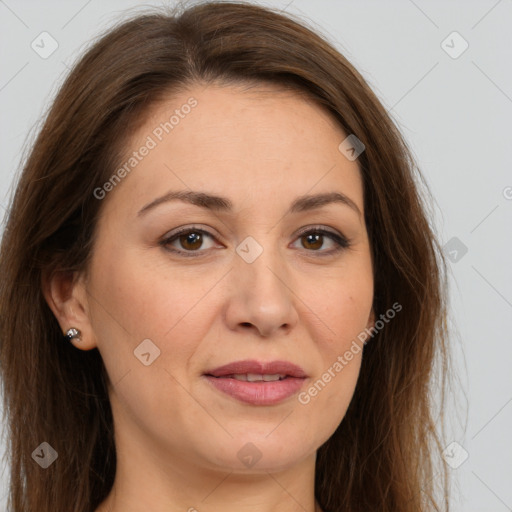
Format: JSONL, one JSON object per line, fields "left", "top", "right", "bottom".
{"left": 0, "top": 2, "right": 451, "bottom": 511}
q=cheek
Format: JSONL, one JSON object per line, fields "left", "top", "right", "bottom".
{"left": 315, "top": 266, "right": 373, "bottom": 347}
{"left": 87, "top": 249, "right": 215, "bottom": 430}
{"left": 90, "top": 246, "right": 176, "bottom": 335}
{"left": 301, "top": 263, "right": 372, "bottom": 408}
{"left": 87, "top": 246, "right": 222, "bottom": 375}
{"left": 297, "top": 291, "right": 366, "bottom": 435}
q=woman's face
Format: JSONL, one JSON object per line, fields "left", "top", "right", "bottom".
{"left": 79, "top": 83, "right": 374, "bottom": 473}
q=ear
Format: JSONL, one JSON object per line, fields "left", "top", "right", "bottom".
{"left": 42, "top": 270, "right": 98, "bottom": 351}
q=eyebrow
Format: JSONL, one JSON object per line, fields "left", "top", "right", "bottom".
{"left": 137, "top": 189, "right": 362, "bottom": 218}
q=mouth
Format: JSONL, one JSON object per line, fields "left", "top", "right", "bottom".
{"left": 216, "top": 373, "right": 289, "bottom": 382}
{"left": 203, "top": 360, "right": 308, "bottom": 406}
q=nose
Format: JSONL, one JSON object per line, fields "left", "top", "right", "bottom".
{"left": 223, "top": 245, "right": 299, "bottom": 338}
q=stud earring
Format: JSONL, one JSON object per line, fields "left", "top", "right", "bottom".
{"left": 65, "top": 328, "right": 82, "bottom": 342}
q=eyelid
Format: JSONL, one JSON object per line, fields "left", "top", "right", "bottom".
{"left": 161, "top": 224, "right": 219, "bottom": 242}
{"left": 294, "top": 224, "right": 344, "bottom": 240}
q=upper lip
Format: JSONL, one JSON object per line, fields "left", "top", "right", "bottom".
{"left": 205, "top": 359, "right": 308, "bottom": 378}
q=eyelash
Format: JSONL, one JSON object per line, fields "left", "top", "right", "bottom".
{"left": 159, "top": 224, "right": 351, "bottom": 258}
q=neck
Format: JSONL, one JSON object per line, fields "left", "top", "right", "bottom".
{"left": 96, "top": 429, "right": 322, "bottom": 512}
{"left": 97, "top": 467, "right": 322, "bottom": 512}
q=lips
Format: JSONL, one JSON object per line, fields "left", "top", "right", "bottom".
{"left": 205, "top": 360, "right": 307, "bottom": 378}
{"left": 203, "top": 359, "right": 308, "bottom": 406}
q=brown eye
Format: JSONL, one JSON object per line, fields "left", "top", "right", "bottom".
{"left": 291, "top": 227, "right": 350, "bottom": 255}
{"left": 301, "top": 233, "right": 324, "bottom": 250}
{"left": 161, "top": 227, "right": 218, "bottom": 256}
{"left": 178, "top": 231, "right": 203, "bottom": 251}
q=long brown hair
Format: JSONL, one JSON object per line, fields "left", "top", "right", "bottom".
{"left": 0, "top": 1, "right": 451, "bottom": 511}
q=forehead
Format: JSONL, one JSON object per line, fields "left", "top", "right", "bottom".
{"left": 144, "top": 83, "right": 347, "bottom": 158}
{"left": 102, "top": 83, "right": 364, "bottom": 218}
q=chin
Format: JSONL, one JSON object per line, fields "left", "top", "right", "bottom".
{"left": 197, "top": 427, "right": 319, "bottom": 473}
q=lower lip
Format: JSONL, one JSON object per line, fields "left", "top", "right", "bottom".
{"left": 204, "top": 375, "right": 306, "bottom": 405}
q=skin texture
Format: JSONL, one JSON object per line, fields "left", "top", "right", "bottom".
{"left": 45, "top": 83, "right": 375, "bottom": 512}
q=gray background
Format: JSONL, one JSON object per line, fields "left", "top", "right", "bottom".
{"left": 1, "top": 0, "right": 511, "bottom": 510}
